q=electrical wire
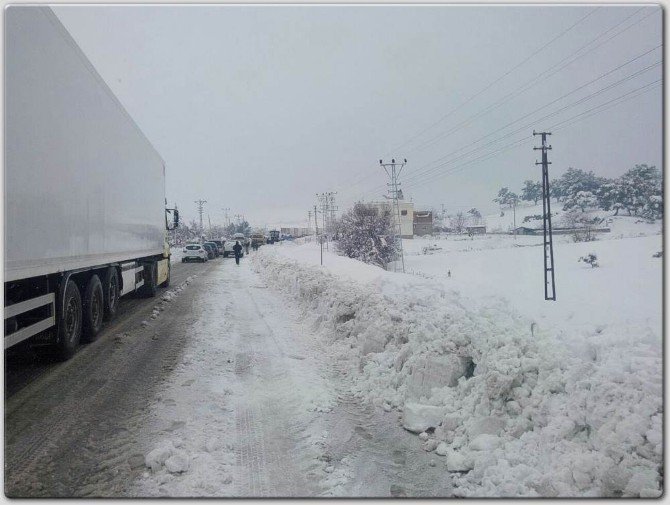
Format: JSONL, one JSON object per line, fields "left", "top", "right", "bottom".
{"left": 357, "top": 59, "right": 660, "bottom": 198}
{"left": 405, "top": 6, "right": 655, "bottom": 155}
{"left": 384, "top": 7, "right": 600, "bottom": 157}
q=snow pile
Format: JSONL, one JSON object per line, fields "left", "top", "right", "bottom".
{"left": 145, "top": 440, "right": 190, "bottom": 474}
{"left": 252, "top": 246, "right": 662, "bottom": 497}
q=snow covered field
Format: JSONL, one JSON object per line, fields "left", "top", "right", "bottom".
{"left": 252, "top": 220, "right": 662, "bottom": 497}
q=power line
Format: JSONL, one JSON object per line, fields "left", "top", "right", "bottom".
{"left": 341, "top": 11, "right": 658, "bottom": 203}
{"left": 358, "top": 60, "right": 660, "bottom": 198}
{"left": 384, "top": 7, "right": 599, "bottom": 156}
{"left": 400, "top": 79, "right": 661, "bottom": 192}
{"left": 404, "top": 6, "right": 655, "bottom": 156}
{"left": 353, "top": 79, "right": 661, "bottom": 202}
{"left": 397, "top": 59, "right": 661, "bottom": 189}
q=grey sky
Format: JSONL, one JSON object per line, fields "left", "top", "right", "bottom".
{"left": 53, "top": 4, "right": 662, "bottom": 228}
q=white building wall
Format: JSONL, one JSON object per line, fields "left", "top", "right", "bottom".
{"left": 370, "top": 201, "right": 414, "bottom": 238}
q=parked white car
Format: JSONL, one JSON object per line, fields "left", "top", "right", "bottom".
{"left": 181, "top": 243, "right": 208, "bottom": 263}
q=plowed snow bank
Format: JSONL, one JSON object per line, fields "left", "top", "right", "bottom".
{"left": 252, "top": 245, "right": 661, "bottom": 497}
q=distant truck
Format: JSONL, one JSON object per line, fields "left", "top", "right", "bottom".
{"left": 4, "top": 7, "right": 173, "bottom": 360}
{"left": 268, "top": 230, "right": 281, "bottom": 244}
{"left": 250, "top": 234, "right": 266, "bottom": 248}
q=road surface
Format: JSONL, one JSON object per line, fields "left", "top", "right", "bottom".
{"left": 5, "top": 255, "right": 451, "bottom": 497}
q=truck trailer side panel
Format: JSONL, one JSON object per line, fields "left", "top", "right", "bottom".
{"left": 5, "top": 6, "right": 166, "bottom": 283}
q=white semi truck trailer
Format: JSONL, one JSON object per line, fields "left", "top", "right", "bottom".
{"left": 5, "top": 7, "right": 173, "bottom": 359}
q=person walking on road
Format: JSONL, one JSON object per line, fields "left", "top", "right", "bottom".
{"left": 244, "top": 241, "right": 250, "bottom": 255}
{"left": 233, "top": 240, "right": 243, "bottom": 265}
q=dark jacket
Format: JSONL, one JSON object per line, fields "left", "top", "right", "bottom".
{"left": 233, "top": 242, "right": 243, "bottom": 255}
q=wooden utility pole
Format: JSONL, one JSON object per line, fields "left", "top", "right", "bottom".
{"left": 534, "top": 131, "right": 556, "bottom": 301}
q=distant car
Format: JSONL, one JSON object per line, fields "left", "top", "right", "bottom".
{"left": 201, "top": 243, "right": 216, "bottom": 259}
{"left": 203, "top": 241, "right": 220, "bottom": 258}
{"left": 182, "top": 244, "right": 208, "bottom": 263}
{"left": 210, "top": 239, "right": 225, "bottom": 255}
{"left": 224, "top": 233, "right": 247, "bottom": 257}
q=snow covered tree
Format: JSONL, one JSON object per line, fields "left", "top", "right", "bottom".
{"left": 621, "top": 164, "right": 662, "bottom": 219}
{"left": 549, "top": 178, "right": 564, "bottom": 202}
{"left": 450, "top": 212, "right": 467, "bottom": 233}
{"left": 225, "top": 220, "right": 252, "bottom": 236}
{"left": 563, "top": 191, "right": 599, "bottom": 213}
{"left": 336, "top": 203, "right": 398, "bottom": 269}
{"left": 596, "top": 178, "right": 623, "bottom": 214}
{"left": 467, "top": 208, "right": 482, "bottom": 225}
{"left": 556, "top": 168, "right": 603, "bottom": 206}
{"left": 521, "top": 180, "right": 542, "bottom": 205}
{"left": 493, "top": 187, "right": 519, "bottom": 209}
{"left": 643, "top": 195, "right": 663, "bottom": 221}
{"left": 494, "top": 187, "right": 510, "bottom": 207}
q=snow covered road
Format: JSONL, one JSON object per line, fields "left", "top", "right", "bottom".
{"left": 132, "top": 255, "right": 451, "bottom": 497}
{"left": 5, "top": 253, "right": 451, "bottom": 497}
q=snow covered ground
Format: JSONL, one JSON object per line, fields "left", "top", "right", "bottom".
{"left": 129, "top": 257, "right": 450, "bottom": 497}
{"left": 252, "top": 220, "right": 662, "bottom": 497}
{"left": 131, "top": 259, "right": 336, "bottom": 496}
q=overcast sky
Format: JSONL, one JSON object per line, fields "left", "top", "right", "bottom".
{"left": 53, "top": 4, "right": 662, "bottom": 228}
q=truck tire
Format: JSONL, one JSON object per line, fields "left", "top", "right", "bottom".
{"left": 160, "top": 261, "right": 171, "bottom": 288}
{"left": 82, "top": 274, "right": 104, "bottom": 342}
{"left": 141, "top": 262, "right": 158, "bottom": 297}
{"left": 103, "top": 267, "right": 120, "bottom": 321}
{"left": 54, "top": 279, "right": 82, "bottom": 361}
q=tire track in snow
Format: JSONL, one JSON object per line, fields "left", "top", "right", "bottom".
{"left": 229, "top": 265, "right": 325, "bottom": 497}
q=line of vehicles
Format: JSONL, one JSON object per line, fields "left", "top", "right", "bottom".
{"left": 180, "top": 234, "right": 246, "bottom": 263}
{"left": 180, "top": 230, "right": 286, "bottom": 264}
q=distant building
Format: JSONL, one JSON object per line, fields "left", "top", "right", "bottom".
{"left": 466, "top": 225, "right": 487, "bottom": 235}
{"left": 280, "top": 227, "right": 310, "bottom": 237}
{"left": 512, "top": 226, "right": 538, "bottom": 235}
{"left": 413, "top": 211, "right": 433, "bottom": 236}
{"left": 370, "top": 200, "right": 414, "bottom": 238}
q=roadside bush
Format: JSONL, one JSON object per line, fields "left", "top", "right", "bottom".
{"left": 579, "top": 253, "right": 599, "bottom": 268}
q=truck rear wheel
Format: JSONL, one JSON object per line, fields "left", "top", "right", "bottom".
{"left": 141, "top": 262, "right": 157, "bottom": 297}
{"left": 82, "top": 275, "right": 104, "bottom": 342}
{"left": 54, "top": 279, "right": 82, "bottom": 361}
{"left": 103, "top": 267, "right": 120, "bottom": 321}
